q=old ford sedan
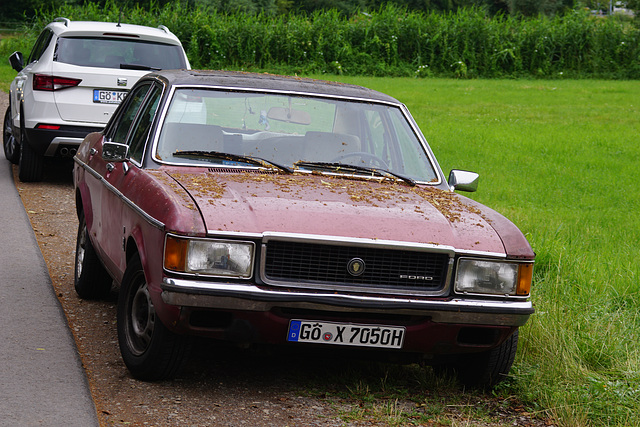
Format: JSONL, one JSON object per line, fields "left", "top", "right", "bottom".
{"left": 73, "top": 70, "right": 534, "bottom": 386}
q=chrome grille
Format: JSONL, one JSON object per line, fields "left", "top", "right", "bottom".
{"left": 263, "top": 240, "right": 450, "bottom": 293}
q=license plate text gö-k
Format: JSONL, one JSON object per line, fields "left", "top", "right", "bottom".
{"left": 93, "top": 89, "right": 127, "bottom": 104}
{"left": 287, "top": 320, "right": 405, "bottom": 349}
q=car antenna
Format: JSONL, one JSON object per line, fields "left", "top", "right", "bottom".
{"left": 117, "top": 8, "right": 122, "bottom": 27}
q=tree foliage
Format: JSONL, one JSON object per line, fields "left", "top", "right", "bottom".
{"left": 0, "top": 0, "right": 593, "bottom": 22}
{"left": 3, "top": 2, "right": 637, "bottom": 79}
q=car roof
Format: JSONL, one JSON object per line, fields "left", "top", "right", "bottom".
{"left": 47, "top": 18, "right": 183, "bottom": 45}
{"left": 147, "top": 69, "right": 402, "bottom": 104}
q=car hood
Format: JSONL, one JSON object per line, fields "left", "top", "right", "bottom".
{"left": 166, "top": 170, "right": 531, "bottom": 257}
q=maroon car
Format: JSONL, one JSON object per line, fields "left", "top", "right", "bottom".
{"left": 73, "top": 70, "right": 534, "bottom": 386}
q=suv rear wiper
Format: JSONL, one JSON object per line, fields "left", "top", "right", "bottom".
{"left": 294, "top": 161, "right": 416, "bottom": 187}
{"left": 120, "top": 63, "right": 161, "bottom": 71}
{"left": 173, "top": 150, "right": 293, "bottom": 174}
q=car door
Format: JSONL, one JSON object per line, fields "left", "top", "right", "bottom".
{"left": 88, "top": 81, "right": 158, "bottom": 278}
{"left": 10, "top": 28, "right": 54, "bottom": 123}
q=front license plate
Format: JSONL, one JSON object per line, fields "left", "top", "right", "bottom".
{"left": 93, "top": 89, "right": 127, "bottom": 104}
{"left": 287, "top": 320, "right": 405, "bottom": 349}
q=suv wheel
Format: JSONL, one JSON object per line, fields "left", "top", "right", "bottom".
{"left": 18, "top": 125, "right": 44, "bottom": 182}
{"left": 3, "top": 106, "right": 20, "bottom": 164}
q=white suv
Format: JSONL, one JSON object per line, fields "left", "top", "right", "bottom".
{"left": 3, "top": 17, "right": 190, "bottom": 181}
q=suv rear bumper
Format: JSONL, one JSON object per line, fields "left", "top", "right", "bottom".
{"left": 24, "top": 125, "right": 103, "bottom": 156}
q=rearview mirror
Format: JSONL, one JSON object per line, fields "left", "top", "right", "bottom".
{"left": 267, "top": 106, "right": 311, "bottom": 125}
{"left": 448, "top": 169, "right": 479, "bottom": 192}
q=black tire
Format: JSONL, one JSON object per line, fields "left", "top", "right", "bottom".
{"left": 3, "top": 106, "right": 20, "bottom": 164}
{"left": 436, "top": 329, "right": 519, "bottom": 389}
{"left": 18, "top": 124, "right": 44, "bottom": 182}
{"left": 117, "top": 253, "right": 191, "bottom": 381}
{"left": 74, "top": 211, "right": 113, "bottom": 299}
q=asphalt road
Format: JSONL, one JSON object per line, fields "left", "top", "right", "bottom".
{"left": 0, "top": 93, "right": 98, "bottom": 426}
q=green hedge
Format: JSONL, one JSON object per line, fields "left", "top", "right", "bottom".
{"left": 2, "top": 2, "right": 639, "bottom": 79}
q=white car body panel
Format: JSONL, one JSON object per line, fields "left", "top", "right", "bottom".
{"left": 6, "top": 18, "right": 190, "bottom": 170}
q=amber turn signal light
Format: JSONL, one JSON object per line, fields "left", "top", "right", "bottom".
{"left": 164, "top": 235, "right": 188, "bottom": 272}
{"left": 516, "top": 263, "right": 534, "bottom": 296}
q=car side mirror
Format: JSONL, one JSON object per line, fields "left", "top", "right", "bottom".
{"left": 448, "top": 169, "right": 479, "bottom": 192}
{"left": 9, "top": 51, "right": 24, "bottom": 72}
{"left": 102, "top": 141, "right": 129, "bottom": 162}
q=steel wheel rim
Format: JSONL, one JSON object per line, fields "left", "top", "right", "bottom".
{"left": 128, "top": 279, "right": 155, "bottom": 356}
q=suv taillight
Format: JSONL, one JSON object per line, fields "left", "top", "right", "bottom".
{"left": 33, "top": 74, "right": 82, "bottom": 91}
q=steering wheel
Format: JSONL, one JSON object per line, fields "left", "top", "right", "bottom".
{"left": 331, "top": 152, "right": 390, "bottom": 169}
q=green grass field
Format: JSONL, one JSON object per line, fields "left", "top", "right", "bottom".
{"left": 2, "top": 60, "right": 638, "bottom": 424}
{"left": 333, "top": 76, "right": 640, "bottom": 425}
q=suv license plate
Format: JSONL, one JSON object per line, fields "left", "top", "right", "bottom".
{"left": 93, "top": 89, "right": 127, "bottom": 104}
{"left": 287, "top": 320, "right": 405, "bottom": 349}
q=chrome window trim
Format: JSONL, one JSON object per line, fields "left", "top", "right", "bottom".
{"left": 74, "top": 157, "right": 165, "bottom": 230}
{"left": 148, "top": 84, "right": 444, "bottom": 186}
{"left": 135, "top": 81, "right": 167, "bottom": 168}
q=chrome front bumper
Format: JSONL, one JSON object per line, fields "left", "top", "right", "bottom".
{"left": 161, "top": 278, "right": 534, "bottom": 327}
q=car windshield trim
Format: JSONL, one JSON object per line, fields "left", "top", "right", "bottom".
{"left": 172, "top": 150, "right": 294, "bottom": 174}
{"left": 294, "top": 161, "right": 416, "bottom": 186}
{"left": 150, "top": 85, "right": 445, "bottom": 187}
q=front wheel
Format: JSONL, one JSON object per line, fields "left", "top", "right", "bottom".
{"left": 74, "top": 211, "right": 112, "bottom": 299}
{"left": 435, "top": 329, "right": 519, "bottom": 389}
{"left": 3, "top": 106, "right": 20, "bottom": 164}
{"left": 117, "top": 253, "right": 191, "bottom": 381}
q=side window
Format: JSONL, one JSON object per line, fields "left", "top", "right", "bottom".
{"left": 108, "top": 83, "right": 152, "bottom": 144}
{"left": 128, "top": 85, "right": 162, "bottom": 163}
{"left": 28, "top": 29, "right": 54, "bottom": 64}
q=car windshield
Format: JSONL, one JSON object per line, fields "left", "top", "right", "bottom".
{"left": 55, "top": 37, "right": 187, "bottom": 70}
{"left": 154, "top": 88, "right": 439, "bottom": 183}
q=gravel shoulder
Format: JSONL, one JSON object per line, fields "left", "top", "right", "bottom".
{"left": 2, "top": 91, "right": 553, "bottom": 427}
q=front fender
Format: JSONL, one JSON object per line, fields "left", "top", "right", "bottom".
{"left": 126, "top": 221, "right": 182, "bottom": 332}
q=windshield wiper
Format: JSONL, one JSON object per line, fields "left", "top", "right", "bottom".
{"left": 120, "top": 63, "right": 161, "bottom": 71}
{"left": 294, "top": 161, "right": 416, "bottom": 187}
{"left": 173, "top": 150, "right": 293, "bottom": 174}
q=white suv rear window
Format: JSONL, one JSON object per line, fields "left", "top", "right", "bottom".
{"left": 54, "top": 37, "right": 187, "bottom": 70}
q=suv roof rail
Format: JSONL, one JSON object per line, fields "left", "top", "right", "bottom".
{"left": 54, "top": 17, "right": 70, "bottom": 27}
{"left": 158, "top": 25, "right": 170, "bottom": 34}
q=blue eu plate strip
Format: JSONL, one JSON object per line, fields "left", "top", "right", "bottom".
{"left": 287, "top": 320, "right": 301, "bottom": 342}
